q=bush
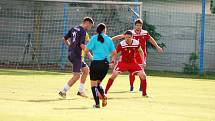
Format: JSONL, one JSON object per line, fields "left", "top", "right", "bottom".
{"left": 183, "top": 53, "right": 199, "bottom": 74}
{"left": 143, "top": 21, "right": 166, "bottom": 49}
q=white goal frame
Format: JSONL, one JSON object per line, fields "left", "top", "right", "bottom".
{"left": 36, "top": 0, "right": 143, "bottom": 19}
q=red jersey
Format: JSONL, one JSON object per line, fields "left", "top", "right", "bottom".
{"left": 131, "top": 29, "right": 150, "bottom": 64}
{"left": 116, "top": 39, "right": 140, "bottom": 63}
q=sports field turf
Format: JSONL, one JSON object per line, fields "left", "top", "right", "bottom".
{"left": 0, "top": 69, "right": 215, "bottom": 121}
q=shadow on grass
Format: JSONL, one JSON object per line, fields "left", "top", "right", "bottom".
{"left": 0, "top": 97, "right": 78, "bottom": 102}
{"left": 109, "top": 91, "right": 131, "bottom": 94}
{"left": 53, "top": 107, "right": 90, "bottom": 110}
{"left": 26, "top": 98, "right": 78, "bottom": 102}
{"left": 96, "top": 91, "right": 144, "bottom": 100}
{"left": 108, "top": 96, "right": 144, "bottom": 100}
{"left": 0, "top": 69, "right": 67, "bottom": 76}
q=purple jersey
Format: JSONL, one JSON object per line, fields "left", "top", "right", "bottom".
{"left": 64, "top": 26, "right": 86, "bottom": 59}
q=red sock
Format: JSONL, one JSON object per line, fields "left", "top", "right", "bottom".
{"left": 129, "top": 72, "right": 135, "bottom": 87}
{"left": 105, "top": 78, "right": 114, "bottom": 94}
{"left": 141, "top": 79, "right": 147, "bottom": 96}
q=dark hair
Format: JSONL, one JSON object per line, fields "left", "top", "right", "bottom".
{"left": 83, "top": 17, "right": 94, "bottom": 25}
{"left": 135, "top": 18, "right": 143, "bottom": 25}
{"left": 124, "top": 30, "right": 133, "bottom": 36}
{"left": 96, "top": 23, "right": 106, "bottom": 43}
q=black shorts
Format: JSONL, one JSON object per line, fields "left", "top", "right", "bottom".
{"left": 90, "top": 59, "right": 109, "bottom": 81}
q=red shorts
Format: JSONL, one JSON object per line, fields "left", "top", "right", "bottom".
{"left": 114, "top": 61, "right": 142, "bottom": 73}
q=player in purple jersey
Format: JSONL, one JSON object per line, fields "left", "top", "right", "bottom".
{"left": 59, "top": 17, "right": 94, "bottom": 98}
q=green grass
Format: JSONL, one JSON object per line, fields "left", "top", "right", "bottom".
{"left": 0, "top": 69, "right": 215, "bottom": 121}
{"left": 146, "top": 70, "right": 215, "bottom": 80}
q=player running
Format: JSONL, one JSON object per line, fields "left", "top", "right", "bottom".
{"left": 105, "top": 30, "right": 147, "bottom": 96}
{"left": 112, "top": 18, "right": 163, "bottom": 95}
{"left": 58, "top": 17, "right": 94, "bottom": 98}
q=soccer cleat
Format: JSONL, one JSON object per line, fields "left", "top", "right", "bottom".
{"left": 93, "top": 104, "right": 100, "bottom": 108}
{"left": 102, "top": 96, "right": 107, "bottom": 107}
{"left": 142, "top": 94, "right": 150, "bottom": 98}
{"left": 77, "top": 91, "right": 88, "bottom": 98}
{"left": 130, "top": 86, "right": 134, "bottom": 92}
{"left": 59, "top": 91, "right": 66, "bottom": 98}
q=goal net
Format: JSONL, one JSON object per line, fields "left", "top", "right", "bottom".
{"left": 0, "top": 0, "right": 142, "bottom": 71}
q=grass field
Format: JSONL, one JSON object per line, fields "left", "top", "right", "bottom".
{"left": 0, "top": 69, "right": 215, "bottom": 121}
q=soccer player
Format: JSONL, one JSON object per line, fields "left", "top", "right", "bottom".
{"left": 85, "top": 23, "right": 116, "bottom": 108}
{"left": 112, "top": 18, "right": 163, "bottom": 94}
{"left": 105, "top": 30, "right": 147, "bottom": 96}
{"left": 58, "top": 17, "right": 94, "bottom": 98}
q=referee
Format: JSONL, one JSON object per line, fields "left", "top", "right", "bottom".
{"left": 85, "top": 23, "right": 116, "bottom": 108}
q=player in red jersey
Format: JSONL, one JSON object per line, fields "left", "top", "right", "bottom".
{"left": 112, "top": 18, "right": 163, "bottom": 95}
{"left": 104, "top": 30, "right": 147, "bottom": 96}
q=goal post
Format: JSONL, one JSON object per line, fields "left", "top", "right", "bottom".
{"left": 39, "top": 0, "right": 143, "bottom": 69}
{"left": 36, "top": 0, "right": 143, "bottom": 20}
{"left": 0, "top": 0, "right": 143, "bottom": 71}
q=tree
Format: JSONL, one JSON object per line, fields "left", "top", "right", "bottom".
{"left": 143, "top": 21, "right": 166, "bottom": 50}
{"left": 211, "top": 0, "right": 215, "bottom": 14}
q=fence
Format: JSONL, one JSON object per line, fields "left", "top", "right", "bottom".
{"left": 0, "top": 0, "right": 214, "bottom": 73}
{"left": 142, "top": 0, "right": 215, "bottom": 73}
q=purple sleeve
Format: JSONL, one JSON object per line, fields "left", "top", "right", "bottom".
{"left": 64, "top": 29, "right": 71, "bottom": 40}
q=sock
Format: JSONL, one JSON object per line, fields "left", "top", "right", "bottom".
{"left": 140, "top": 79, "right": 147, "bottom": 96}
{"left": 91, "top": 86, "right": 100, "bottom": 105}
{"left": 129, "top": 72, "right": 135, "bottom": 87}
{"left": 139, "top": 76, "right": 142, "bottom": 91}
{"left": 97, "top": 83, "right": 105, "bottom": 98}
{"left": 78, "top": 83, "right": 85, "bottom": 93}
{"left": 63, "top": 84, "right": 70, "bottom": 93}
{"left": 105, "top": 78, "right": 114, "bottom": 94}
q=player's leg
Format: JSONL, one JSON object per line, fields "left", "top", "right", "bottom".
{"left": 138, "top": 58, "right": 147, "bottom": 91}
{"left": 90, "top": 59, "right": 109, "bottom": 108}
{"left": 91, "top": 80, "right": 100, "bottom": 108}
{"left": 89, "top": 60, "right": 101, "bottom": 108}
{"left": 105, "top": 70, "right": 119, "bottom": 94}
{"left": 129, "top": 72, "right": 135, "bottom": 92}
{"left": 130, "top": 62, "right": 148, "bottom": 96}
{"left": 137, "top": 69, "right": 148, "bottom": 96}
{"left": 97, "top": 82, "right": 108, "bottom": 107}
{"left": 77, "top": 62, "right": 89, "bottom": 97}
{"left": 97, "top": 65, "right": 108, "bottom": 99}
{"left": 138, "top": 76, "right": 142, "bottom": 91}
{"left": 59, "top": 56, "right": 81, "bottom": 98}
{"left": 59, "top": 72, "right": 81, "bottom": 98}
{"left": 96, "top": 59, "right": 109, "bottom": 107}
{"left": 105, "top": 62, "right": 125, "bottom": 94}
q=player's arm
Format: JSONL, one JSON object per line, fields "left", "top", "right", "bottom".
{"left": 110, "top": 50, "right": 117, "bottom": 63}
{"left": 63, "top": 29, "right": 72, "bottom": 47}
{"left": 108, "top": 37, "right": 117, "bottom": 63}
{"left": 138, "top": 47, "right": 145, "bottom": 66}
{"left": 110, "top": 43, "right": 122, "bottom": 63}
{"left": 108, "top": 50, "right": 117, "bottom": 68}
{"left": 148, "top": 35, "right": 163, "bottom": 53}
{"left": 84, "top": 47, "right": 93, "bottom": 60}
{"left": 63, "top": 37, "right": 70, "bottom": 47}
{"left": 111, "top": 34, "right": 124, "bottom": 41}
{"left": 86, "top": 52, "right": 93, "bottom": 60}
